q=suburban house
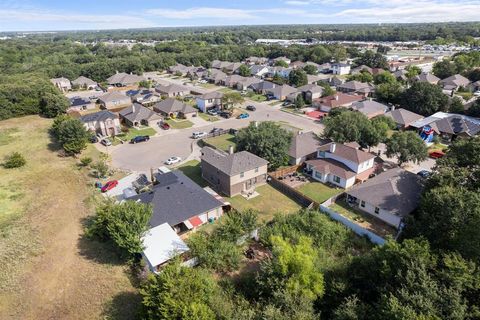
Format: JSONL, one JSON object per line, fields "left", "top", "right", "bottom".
{"left": 410, "top": 112, "right": 480, "bottom": 141}
{"left": 331, "top": 63, "right": 351, "bottom": 75}
{"left": 80, "top": 110, "right": 121, "bottom": 137}
{"left": 248, "top": 81, "right": 277, "bottom": 94}
{"left": 168, "top": 63, "right": 196, "bottom": 76}
{"left": 337, "top": 81, "right": 374, "bottom": 96}
{"left": 205, "top": 69, "right": 227, "bottom": 84}
{"left": 414, "top": 72, "right": 440, "bottom": 84}
{"left": 272, "top": 56, "right": 291, "bottom": 65}
{"left": 290, "top": 61, "right": 306, "bottom": 69}
{"left": 439, "top": 74, "right": 471, "bottom": 91}
{"left": 128, "top": 170, "right": 224, "bottom": 234}
{"left": 98, "top": 92, "right": 131, "bottom": 110}
{"left": 245, "top": 56, "right": 269, "bottom": 65}
{"left": 266, "top": 66, "right": 292, "bottom": 78}
{"left": 350, "top": 100, "right": 389, "bottom": 119}
{"left": 141, "top": 222, "right": 190, "bottom": 273}
{"left": 201, "top": 146, "right": 269, "bottom": 197}
{"left": 288, "top": 131, "right": 330, "bottom": 165}
{"left": 196, "top": 91, "right": 224, "bottom": 113}
{"left": 266, "top": 84, "right": 298, "bottom": 101}
{"left": 237, "top": 77, "right": 262, "bottom": 91}
{"left": 317, "top": 63, "right": 332, "bottom": 74}
{"left": 155, "top": 84, "right": 190, "bottom": 97}
{"left": 127, "top": 89, "right": 162, "bottom": 106}
{"left": 297, "top": 84, "right": 324, "bottom": 103}
{"left": 107, "top": 72, "right": 145, "bottom": 87}
{"left": 305, "top": 142, "right": 376, "bottom": 189}
{"left": 71, "top": 76, "right": 97, "bottom": 90}
{"left": 222, "top": 75, "right": 244, "bottom": 88}
{"left": 392, "top": 69, "right": 408, "bottom": 82}
{"left": 306, "top": 74, "right": 324, "bottom": 84}
{"left": 351, "top": 65, "right": 373, "bottom": 75}
{"left": 385, "top": 108, "right": 424, "bottom": 129}
{"left": 68, "top": 96, "right": 95, "bottom": 112}
{"left": 50, "top": 77, "right": 71, "bottom": 92}
{"left": 211, "top": 60, "right": 242, "bottom": 74}
{"left": 153, "top": 98, "right": 198, "bottom": 119}
{"left": 313, "top": 93, "right": 364, "bottom": 113}
{"left": 249, "top": 65, "right": 269, "bottom": 77}
{"left": 119, "top": 103, "right": 162, "bottom": 127}
{"left": 326, "top": 76, "right": 345, "bottom": 88}
{"left": 346, "top": 168, "right": 423, "bottom": 228}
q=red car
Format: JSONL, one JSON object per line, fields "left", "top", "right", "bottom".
{"left": 160, "top": 122, "right": 170, "bottom": 130}
{"left": 429, "top": 151, "right": 445, "bottom": 159}
{"left": 101, "top": 180, "right": 118, "bottom": 193}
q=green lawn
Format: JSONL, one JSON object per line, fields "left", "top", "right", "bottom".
{"left": 277, "top": 121, "right": 302, "bottom": 133}
{"left": 203, "top": 134, "right": 237, "bottom": 152}
{"left": 175, "top": 160, "right": 208, "bottom": 187}
{"left": 198, "top": 112, "right": 219, "bottom": 122}
{"left": 116, "top": 127, "right": 156, "bottom": 141}
{"left": 226, "top": 184, "right": 302, "bottom": 222}
{"left": 246, "top": 93, "right": 267, "bottom": 102}
{"left": 297, "top": 181, "right": 342, "bottom": 204}
{"left": 219, "top": 87, "right": 235, "bottom": 94}
{"left": 165, "top": 119, "right": 194, "bottom": 129}
{"left": 197, "top": 83, "right": 218, "bottom": 89}
{"left": 428, "top": 142, "right": 448, "bottom": 153}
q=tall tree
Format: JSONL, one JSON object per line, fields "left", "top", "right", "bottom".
{"left": 238, "top": 64, "right": 251, "bottom": 77}
{"left": 39, "top": 92, "right": 69, "bottom": 118}
{"left": 303, "top": 64, "right": 318, "bottom": 75}
{"left": 401, "top": 82, "right": 449, "bottom": 116}
{"left": 385, "top": 131, "right": 428, "bottom": 165}
{"left": 53, "top": 117, "right": 90, "bottom": 155}
{"left": 432, "top": 60, "right": 458, "bottom": 79}
{"left": 222, "top": 91, "right": 245, "bottom": 110}
{"left": 354, "top": 50, "right": 388, "bottom": 69}
{"left": 288, "top": 69, "right": 308, "bottom": 87}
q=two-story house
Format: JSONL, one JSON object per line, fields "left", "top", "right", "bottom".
{"left": 305, "top": 142, "right": 375, "bottom": 188}
{"left": 196, "top": 92, "right": 224, "bottom": 113}
{"left": 80, "top": 110, "right": 121, "bottom": 137}
{"left": 200, "top": 146, "right": 269, "bottom": 197}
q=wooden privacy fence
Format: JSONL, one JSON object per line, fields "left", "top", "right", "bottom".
{"left": 268, "top": 175, "right": 319, "bottom": 208}
{"left": 269, "top": 164, "right": 302, "bottom": 179}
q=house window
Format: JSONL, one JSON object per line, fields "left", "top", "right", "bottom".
{"left": 240, "top": 172, "right": 244, "bottom": 178}
{"left": 319, "top": 151, "right": 326, "bottom": 158}
{"left": 360, "top": 200, "right": 365, "bottom": 207}
{"left": 315, "top": 171, "right": 322, "bottom": 179}
{"left": 333, "top": 175, "right": 341, "bottom": 183}
{"left": 374, "top": 207, "right": 380, "bottom": 214}
{"left": 255, "top": 167, "right": 259, "bottom": 173}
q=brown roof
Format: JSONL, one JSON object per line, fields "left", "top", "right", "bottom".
{"left": 314, "top": 93, "right": 364, "bottom": 109}
{"left": 201, "top": 147, "right": 268, "bottom": 176}
{"left": 288, "top": 132, "right": 330, "bottom": 159}
{"left": 306, "top": 158, "right": 356, "bottom": 179}
{"left": 318, "top": 142, "right": 375, "bottom": 164}
{"left": 385, "top": 108, "right": 424, "bottom": 127}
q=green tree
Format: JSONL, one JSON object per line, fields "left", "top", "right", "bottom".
{"left": 222, "top": 91, "right": 245, "bottom": 110}
{"left": 303, "top": 64, "right": 318, "bottom": 75}
{"left": 288, "top": 69, "right": 308, "bottom": 87}
{"left": 405, "top": 65, "right": 421, "bottom": 80}
{"left": 318, "top": 81, "right": 335, "bottom": 97}
{"left": 467, "top": 100, "right": 480, "bottom": 117}
{"left": 87, "top": 199, "right": 152, "bottom": 257}
{"left": 91, "top": 160, "right": 109, "bottom": 178}
{"left": 295, "top": 94, "right": 305, "bottom": 109}
{"left": 238, "top": 64, "right": 251, "bottom": 77}
{"left": 236, "top": 121, "right": 292, "bottom": 170}
{"left": 348, "top": 71, "right": 373, "bottom": 83}
{"left": 139, "top": 80, "right": 151, "bottom": 88}
{"left": 54, "top": 117, "right": 90, "bottom": 155}
{"left": 385, "top": 131, "right": 428, "bottom": 165}
{"left": 355, "top": 50, "right": 388, "bottom": 69}
{"left": 401, "top": 82, "right": 449, "bottom": 116}
{"left": 432, "top": 60, "right": 457, "bottom": 79}
{"left": 274, "top": 60, "right": 289, "bottom": 68}
{"left": 3, "top": 152, "right": 26, "bottom": 168}
{"left": 449, "top": 96, "right": 465, "bottom": 113}
{"left": 375, "top": 81, "right": 403, "bottom": 104}
{"left": 323, "top": 111, "right": 378, "bottom": 148}
{"left": 39, "top": 92, "right": 69, "bottom": 118}
{"left": 373, "top": 71, "right": 396, "bottom": 85}
{"left": 272, "top": 73, "right": 286, "bottom": 85}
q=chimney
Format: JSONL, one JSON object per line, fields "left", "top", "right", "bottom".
{"left": 335, "top": 95, "right": 339, "bottom": 101}
{"left": 132, "top": 104, "right": 135, "bottom": 112}
{"left": 228, "top": 145, "right": 234, "bottom": 154}
{"left": 254, "top": 121, "right": 259, "bottom": 128}
{"left": 330, "top": 143, "right": 336, "bottom": 153}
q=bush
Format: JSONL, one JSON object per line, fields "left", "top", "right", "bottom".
{"left": 3, "top": 152, "right": 26, "bottom": 168}
{"left": 91, "top": 161, "right": 109, "bottom": 178}
{"left": 80, "top": 157, "right": 92, "bottom": 167}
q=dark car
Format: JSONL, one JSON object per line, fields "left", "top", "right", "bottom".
{"left": 266, "top": 94, "right": 275, "bottom": 101}
{"left": 210, "top": 127, "right": 223, "bottom": 134}
{"left": 417, "top": 170, "right": 431, "bottom": 178}
{"left": 130, "top": 135, "right": 150, "bottom": 144}
{"left": 160, "top": 122, "right": 170, "bottom": 130}
{"left": 246, "top": 105, "right": 256, "bottom": 111}
{"left": 219, "top": 111, "right": 232, "bottom": 119}
{"left": 89, "top": 135, "right": 99, "bottom": 143}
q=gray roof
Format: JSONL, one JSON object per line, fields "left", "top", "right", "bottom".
{"left": 249, "top": 81, "right": 276, "bottom": 91}
{"left": 289, "top": 132, "right": 329, "bottom": 159}
{"left": 199, "top": 91, "right": 224, "bottom": 100}
{"left": 338, "top": 80, "right": 371, "bottom": 91}
{"left": 346, "top": 168, "right": 423, "bottom": 217}
{"left": 155, "top": 84, "right": 189, "bottom": 94}
{"left": 201, "top": 147, "right": 268, "bottom": 176}
{"left": 385, "top": 108, "right": 424, "bottom": 126}
{"left": 72, "top": 76, "right": 97, "bottom": 87}
{"left": 269, "top": 84, "right": 298, "bottom": 97}
{"left": 414, "top": 72, "right": 440, "bottom": 84}
{"left": 298, "top": 84, "right": 324, "bottom": 94}
{"left": 439, "top": 74, "right": 470, "bottom": 88}
{"left": 154, "top": 98, "right": 196, "bottom": 114}
{"left": 107, "top": 72, "right": 145, "bottom": 85}
{"left": 98, "top": 91, "right": 130, "bottom": 103}
{"left": 80, "top": 110, "right": 117, "bottom": 123}
{"left": 128, "top": 171, "right": 224, "bottom": 228}
{"left": 350, "top": 100, "right": 389, "bottom": 118}
{"left": 119, "top": 103, "right": 162, "bottom": 122}
{"left": 306, "top": 158, "right": 357, "bottom": 180}
{"left": 435, "top": 115, "right": 480, "bottom": 136}
{"left": 319, "top": 142, "right": 375, "bottom": 164}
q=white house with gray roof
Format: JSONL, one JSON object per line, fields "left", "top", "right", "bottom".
{"left": 196, "top": 92, "right": 224, "bottom": 113}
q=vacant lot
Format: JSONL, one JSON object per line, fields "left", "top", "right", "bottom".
{"left": 0, "top": 116, "right": 138, "bottom": 320}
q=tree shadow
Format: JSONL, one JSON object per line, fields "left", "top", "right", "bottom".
{"left": 101, "top": 291, "right": 143, "bottom": 320}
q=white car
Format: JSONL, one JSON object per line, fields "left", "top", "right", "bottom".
{"left": 100, "top": 138, "right": 112, "bottom": 146}
{"left": 165, "top": 157, "right": 182, "bottom": 165}
{"left": 192, "top": 131, "right": 208, "bottom": 139}
{"left": 474, "top": 91, "right": 480, "bottom": 97}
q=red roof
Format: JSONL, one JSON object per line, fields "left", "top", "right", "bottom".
{"left": 188, "top": 216, "right": 203, "bottom": 228}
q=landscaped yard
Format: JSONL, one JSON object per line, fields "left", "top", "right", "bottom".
{"left": 219, "top": 87, "right": 235, "bottom": 94}
{"left": 198, "top": 112, "right": 219, "bottom": 122}
{"left": 165, "top": 119, "right": 194, "bottom": 129}
{"left": 296, "top": 181, "right": 342, "bottom": 204}
{"left": 226, "top": 184, "right": 302, "bottom": 221}
{"left": 203, "top": 133, "right": 237, "bottom": 152}
{"left": 116, "top": 126, "right": 157, "bottom": 142}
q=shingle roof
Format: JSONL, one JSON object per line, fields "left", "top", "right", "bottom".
{"left": 298, "top": 84, "right": 324, "bottom": 94}
{"left": 338, "top": 81, "right": 371, "bottom": 91}
{"left": 199, "top": 91, "right": 224, "bottom": 100}
{"left": 439, "top": 74, "right": 470, "bottom": 88}
{"left": 385, "top": 108, "right": 424, "bottom": 127}
{"left": 414, "top": 72, "right": 440, "bottom": 84}
{"left": 306, "top": 158, "right": 357, "bottom": 179}
{"left": 435, "top": 115, "right": 480, "bottom": 136}
{"left": 201, "top": 147, "right": 268, "bottom": 176}
{"left": 119, "top": 103, "right": 161, "bottom": 122}
{"left": 318, "top": 142, "right": 375, "bottom": 164}
{"left": 70, "top": 96, "right": 91, "bottom": 107}
{"left": 350, "top": 100, "right": 388, "bottom": 118}
{"left": 80, "top": 110, "right": 117, "bottom": 123}
{"left": 289, "top": 132, "right": 330, "bottom": 159}
{"left": 269, "top": 84, "right": 297, "bottom": 97}
{"left": 155, "top": 84, "right": 189, "bottom": 94}
{"left": 128, "top": 170, "right": 224, "bottom": 228}
{"left": 346, "top": 168, "right": 423, "bottom": 217}
{"left": 249, "top": 81, "right": 276, "bottom": 91}
{"left": 107, "top": 72, "right": 145, "bottom": 85}
{"left": 72, "top": 76, "right": 97, "bottom": 87}
{"left": 98, "top": 91, "right": 130, "bottom": 103}
{"left": 154, "top": 98, "right": 196, "bottom": 114}
{"left": 314, "top": 93, "right": 364, "bottom": 109}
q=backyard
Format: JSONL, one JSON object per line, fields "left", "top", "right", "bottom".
{"left": 203, "top": 133, "right": 237, "bottom": 152}
{"left": 176, "top": 160, "right": 208, "bottom": 187}
{"left": 296, "top": 181, "right": 342, "bottom": 204}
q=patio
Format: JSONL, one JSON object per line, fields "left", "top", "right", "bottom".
{"left": 276, "top": 171, "right": 309, "bottom": 188}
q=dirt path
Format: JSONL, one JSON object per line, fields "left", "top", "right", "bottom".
{"left": 0, "top": 117, "right": 139, "bottom": 320}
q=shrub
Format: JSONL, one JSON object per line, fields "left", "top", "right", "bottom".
{"left": 3, "top": 152, "right": 26, "bottom": 168}
{"left": 91, "top": 161, "right": 109, "bottom": 178}
{"left": 80, "top": 157, "right": 92, "bottom": 167}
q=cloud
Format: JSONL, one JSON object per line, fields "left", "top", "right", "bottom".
{"left": 147, "top": 7, "right": 256, "bottom": 20}
{"left": 285, "top": 1, "right": 311, "bottom": 5}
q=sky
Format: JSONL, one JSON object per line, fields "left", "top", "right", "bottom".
{"left": 0, "top": 0, "right": 479, "bottom": 32}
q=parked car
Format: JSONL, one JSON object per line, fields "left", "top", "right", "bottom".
{"left": 192, "top": 131, "right": 208, "bottom": 139}
{"left": 100, "top": 138, "right": 112, "bottom": 146}
{"left": 282, "top": 101, "right": 292, "bottom": 106}
{"left": 89, "top": 135, "right": 99, "bottom": 143}
{"left": 165, "top": 156, "right": 182, "bottom": 165}
{"left": 474, "top": 91, "right": 480, "bottom": 97}
{"left": 429, "top": 151, "right": 445, "bottom": 159}
{"left": 417, "top": 170, "right": 431, "bottom": 178}
{"left": 130, "top": 135, "right": 150, "bottom": 144}
{"left": 266, "top": 94, "right": 275, "bottom": 101}
{"left": 219, "top": 111, "right": 232, "bottom": 119}
{"left": 207, "top": 109, "right": 219, "bottom": 116}
{"left": 210, "top": 127, "right": 223, "bottom": 134}
{"left": 101, "top": 180, "right": 118, "bottom": 193}
{"left": 246, "top": 105, "right": 256, "bottom": 111}
{"left": 159, "top": 122, "right": 170, "bottom": 130}
{"left": 237, "top": 113, "right": 249, "bottom": 119}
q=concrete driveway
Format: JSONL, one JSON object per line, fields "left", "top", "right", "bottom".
{"left": 110, "top": 98, "right": 325, "bottom": 172}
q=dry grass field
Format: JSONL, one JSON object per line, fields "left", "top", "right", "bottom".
{"left": 0, "top": 116, "right": 140, "bottom": 320}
